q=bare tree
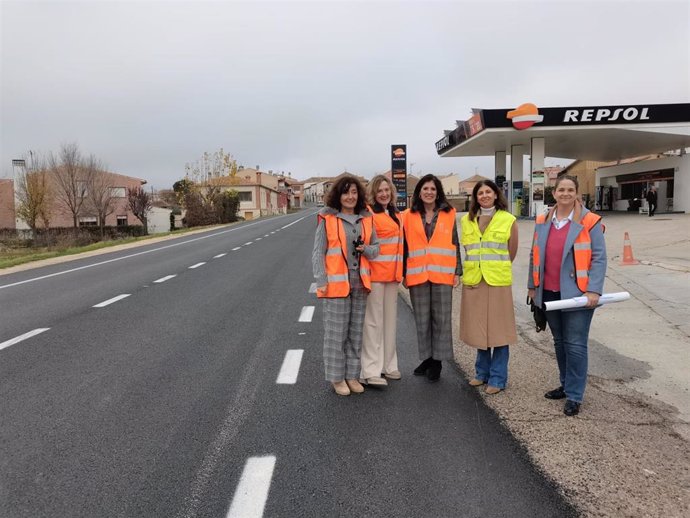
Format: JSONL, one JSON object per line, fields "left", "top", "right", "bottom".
{"left": 15, "top": 152, "right": 53, "bottom": 232}
{"left": 50, "top": 143, "right": 93, "bottom": 230}
{"left": 127, "top": 186, "right": 153, "bottom": 235}
{"left": 85, "top": 156, "right": 115, "bottom": 239}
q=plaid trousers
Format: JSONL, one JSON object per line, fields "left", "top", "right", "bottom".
{"left": 408, "top": 281, "right": 454, "bottom": 361}
{"left": 322, "top": 270, "right": 368, "bottom": 381}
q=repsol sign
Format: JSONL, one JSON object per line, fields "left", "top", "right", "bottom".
{"left": 563, "top": 107, "right": 650, "bottom": 123}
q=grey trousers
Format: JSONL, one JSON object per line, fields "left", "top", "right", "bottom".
{"left": 409, "top": 282, "right": 454, "bottom": 361}
{"left": 322, "top": 270, "right": 367, "bottom": 381}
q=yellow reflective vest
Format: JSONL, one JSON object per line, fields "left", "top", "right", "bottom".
{"left": 461, "top": 210, "right": 515, "bottom": 287}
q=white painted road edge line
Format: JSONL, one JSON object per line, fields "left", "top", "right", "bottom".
{"left": 0, "top": 328, "right": 50, "bottom": 352}
{"left": 153, "top": 274, "right": 177, "bottom": 283}
{"left": 189, "top": 262, "right": 206, "bottom": 269}
{"left": 281, "top": 214, "right": 309, "bottom": 229}
{"left": 232, "top": 246, "right": 242, "bottom": 251}
{"left": 213, "top": 253, "right": 227, "bottom": 258}
{"left": 93, "top": 294, "right": 131, "bottom": 308}
{"left": 276, "top": 349, "right": 304, "bottom": 384}
{"left": 226, "top": 456, "right": 276, "bottom": 518}
{"left": 308, "top": 282, "right": 316, "bottom": 293}
{"left": 298, "top": 306, "right": 315, "bottom": 322}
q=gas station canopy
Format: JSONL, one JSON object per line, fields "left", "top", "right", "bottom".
{"left": 435, "top": 103, "right": 690, "bottom": 161}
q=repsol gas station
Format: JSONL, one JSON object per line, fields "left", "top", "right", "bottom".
{"left": 435, "top": 103, "right": 690, "bottom": 216}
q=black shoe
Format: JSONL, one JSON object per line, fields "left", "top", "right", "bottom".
{"left": 413, "top": 358, "right": 432, "bottom": 376}
{"left": 544, "top": 386, "right": 566, "bottom": 400}
{"left": 564, "top": 400, "right": 581, "bottom": 416}
{"left": 426, "top": 360, "right": 442, "bottom": 382}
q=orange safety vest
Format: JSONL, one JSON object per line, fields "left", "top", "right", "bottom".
{"left": 532, "top": 211, "right": 601, "bottom": 292}
{"left": 317, "top": 213, "right": 372, "bottom": 298}
{"left": 369, "top": 210, "right": 403, "bottom": 283}
{"left": 403, "top": 208, "right": 457, "bottom": 286}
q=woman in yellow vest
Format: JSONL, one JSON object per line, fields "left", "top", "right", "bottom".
{"left": 312, "top": 175, "right": 379, "bottom": 396}
{"left": 360, "top": 175, "right": 404, "bottom": 387}
{"left": 403, "top": 174, "right": 462, "bottom": 382}
{"left": 460, "top": 180, "right": 518, "bottom": 395}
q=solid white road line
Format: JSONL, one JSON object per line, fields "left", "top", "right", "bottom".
{"left": 0, "top": 328, "right": 50, "bottom": 352}
{"left": 226, "top": 456, "right": 276, "bottom": 518}
{"left": 188, "top": 262, "right": 206, "bottom": 269}
{"left": 298, "top": 306, "right": 315, "bottom": 322}
{"left": 276, "top": 349, "right": 304, "bottom": 384}
{"left": 308, "top": 283, "right": 316, "bottom": 293}
{"left": 244, "top": 242, "right": 253, "bottom": 246}
{"left": 232, "top": 246, "right": 242, "bottom": 251}
{"left": 0, "top": 216, "right": 301, "bottom": 290}
{"left": 153, "top": 274, "right": 177, "bottom": 283}
{"left": 213, "top": 253, "right": 227, "bottom": 258}
{"left": 93, "top": 294, "right": 131, "bottom": 308}
{"left": 281, "top": 214, "right": 309, "bottom": 229}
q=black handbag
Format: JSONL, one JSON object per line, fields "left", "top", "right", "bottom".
{"left": 527, "top": 295, "right": 548, "bottom": 332}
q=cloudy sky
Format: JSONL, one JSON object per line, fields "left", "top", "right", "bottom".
{"left": 1, "top": 0, "right": 688, "bottom": 188}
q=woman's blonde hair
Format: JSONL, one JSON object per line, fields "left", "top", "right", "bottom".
{"left": 367, "top": 174, "right": 397, "bottom": 211}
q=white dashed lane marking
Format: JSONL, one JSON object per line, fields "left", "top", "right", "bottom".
{"left": 255, "top": 237, "right": 262, "bottom": 241}
{"left": 298, "top": 306, "right": 315, "bottom": 322}
{"left": 232, "top": 247, "right": 241, "bottom": 251}
{"left": 214, "top": 253, "right": 227, "bottom": 258}
{"left": 226, "top": 456, "right": 276, "bottom": 518}
{"left": 189, "top": 262, "right": 206, "bottom": 269}
{"left": 153, "top": 275, "right": 177, "bottom": 283}
{"left": 93, "top": 294, "right": 131, "bottom": 308}
{"left": 308, "top": 283, "right": 316, "bottom": 293}
{"left": 0, "top": 328, "right": 50, "bottom": 352}
{"left": 276, "top": 349, "right": 304, "bottom": 384}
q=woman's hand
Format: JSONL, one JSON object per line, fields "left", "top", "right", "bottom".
{"left": 453, "top": 275, "right": 461, "bottom": 288}
{"left": 584, "top": 292, "right": 600, "bottom": 308}
{"left": 527, "top": 288, "right": 535, "bottom": 301}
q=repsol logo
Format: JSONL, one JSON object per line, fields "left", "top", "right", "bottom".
{"left": 563, "top": 107, "right": 650, "bottom": 123}
{"left": 435, "top": 135, "right": 450, "bottom": 151}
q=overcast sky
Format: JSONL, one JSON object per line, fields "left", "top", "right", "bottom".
{"left": 1, "top": 0, "right": 688, "bottom": 188}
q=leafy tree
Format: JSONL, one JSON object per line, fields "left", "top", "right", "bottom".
{"left": 216, "top": 190, "right": 240, "bottom": 223}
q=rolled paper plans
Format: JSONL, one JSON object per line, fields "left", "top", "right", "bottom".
{"left": 544, "top": 292, "right": 631, "bottom": 311}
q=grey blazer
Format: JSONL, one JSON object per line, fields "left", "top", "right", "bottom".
{"left": 527, "top": 205, "right": 607, "bottom": 309}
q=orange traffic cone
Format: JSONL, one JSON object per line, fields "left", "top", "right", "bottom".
{"left": 620, "top": 232, "right": 640, "bottom": 265}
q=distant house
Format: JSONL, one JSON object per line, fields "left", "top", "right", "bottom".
{"left": 459, "top": 174, "right": 490, "bottom": 195}
{"left": 438, "top": 173, "right": 461, "bottom": 195}
{"left": 209, "top": 168, "right": 283, "bottom": 220}
{"left": 2, "top": 170, "right": 147, "bottom": 230}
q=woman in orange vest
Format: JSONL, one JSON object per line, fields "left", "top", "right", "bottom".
{"left": 528, "top": 176, "right": 607, "bottom": 416}
{"left": 360, "top": 175, "right": 404, "bottom": 387}
{"left": 403, "top": 174, "right": 462, "bottom": 382}
{"left": 312, "top": 174, "right": 379, "bottom": 396}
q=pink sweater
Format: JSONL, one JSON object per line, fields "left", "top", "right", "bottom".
{"left": 544, "top": 222, "right": 570, "bottom": 291}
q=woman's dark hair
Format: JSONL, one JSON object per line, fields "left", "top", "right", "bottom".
{"left": 468, "top": 179, "right": 508, "bottom": 221}
{"left": 325, "top": 174, "right": 367, "bottom": 213}
{"left": 410, "top": 174, "right": 451, "bottom": 213}
{"left": 554, "top": 175, "right": 579, "bottom": 192}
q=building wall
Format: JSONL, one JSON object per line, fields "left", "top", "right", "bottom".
{"left": 440, "top": 174, "right": 460, "bottom": 195}
{"left": 596, "top": 155, "right": 688, "bottom": 213}
{"left": 562, "top": 160, "right": 608, "bottom": 207}
{"left": 0, "top": 179, "right": 16, "bottom": 229}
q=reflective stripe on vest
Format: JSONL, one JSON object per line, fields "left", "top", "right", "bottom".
{"left": 317, "top": 213, "right": 373, "bottom": 298}
{"left": 403, "top": 208, "right": 457, "bottom": 286}
{"left": 460, "top": 210, "right": 515, "bottom": 287}
{"left": 370, "top": 211, "right": 403, "bottom": 282}
{"left": 532, "top": 211, "right": 601, "bottom": 292}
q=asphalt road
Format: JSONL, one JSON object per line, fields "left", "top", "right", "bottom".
{"left": 0, "top": 211, "right": 576, "bottom": 518}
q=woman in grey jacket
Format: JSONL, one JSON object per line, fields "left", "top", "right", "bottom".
{"left": 527, "top": 176, "right": 607, "bottom": 416}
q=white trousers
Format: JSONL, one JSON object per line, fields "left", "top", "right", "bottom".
{"left": 360, "top": 281, "right": 399, "bottom": 379}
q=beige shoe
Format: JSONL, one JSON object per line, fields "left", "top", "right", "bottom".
{"left": 345, "top": 378, "right": 365, "bottom": 394}
{"left": 332, "top": 381, "right": 351, "bottom": 396}
{"left": 383, "top": 370, "right": 402, "bottom": 380}
{"left": 485, "top": 385, "right": 503, "bottom": 395}
{"left": 361, "top": 376, "right": 388, "bottom": 387}
{"left": 469, "top": 379, "right": 486, "bottom": 387}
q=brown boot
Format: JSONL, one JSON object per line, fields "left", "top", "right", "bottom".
{"left": 345, "top": 379, "right": 365, "bottom": 394}
{"left": 469, "top": 379, "right": 486, "bottom": 387}
{"left": 332, "top": 380, "right": 351, "bottom": 396}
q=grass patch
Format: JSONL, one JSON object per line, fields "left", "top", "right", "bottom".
{"left": 0, "top": 227, "right": 206, "bottom": 270}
